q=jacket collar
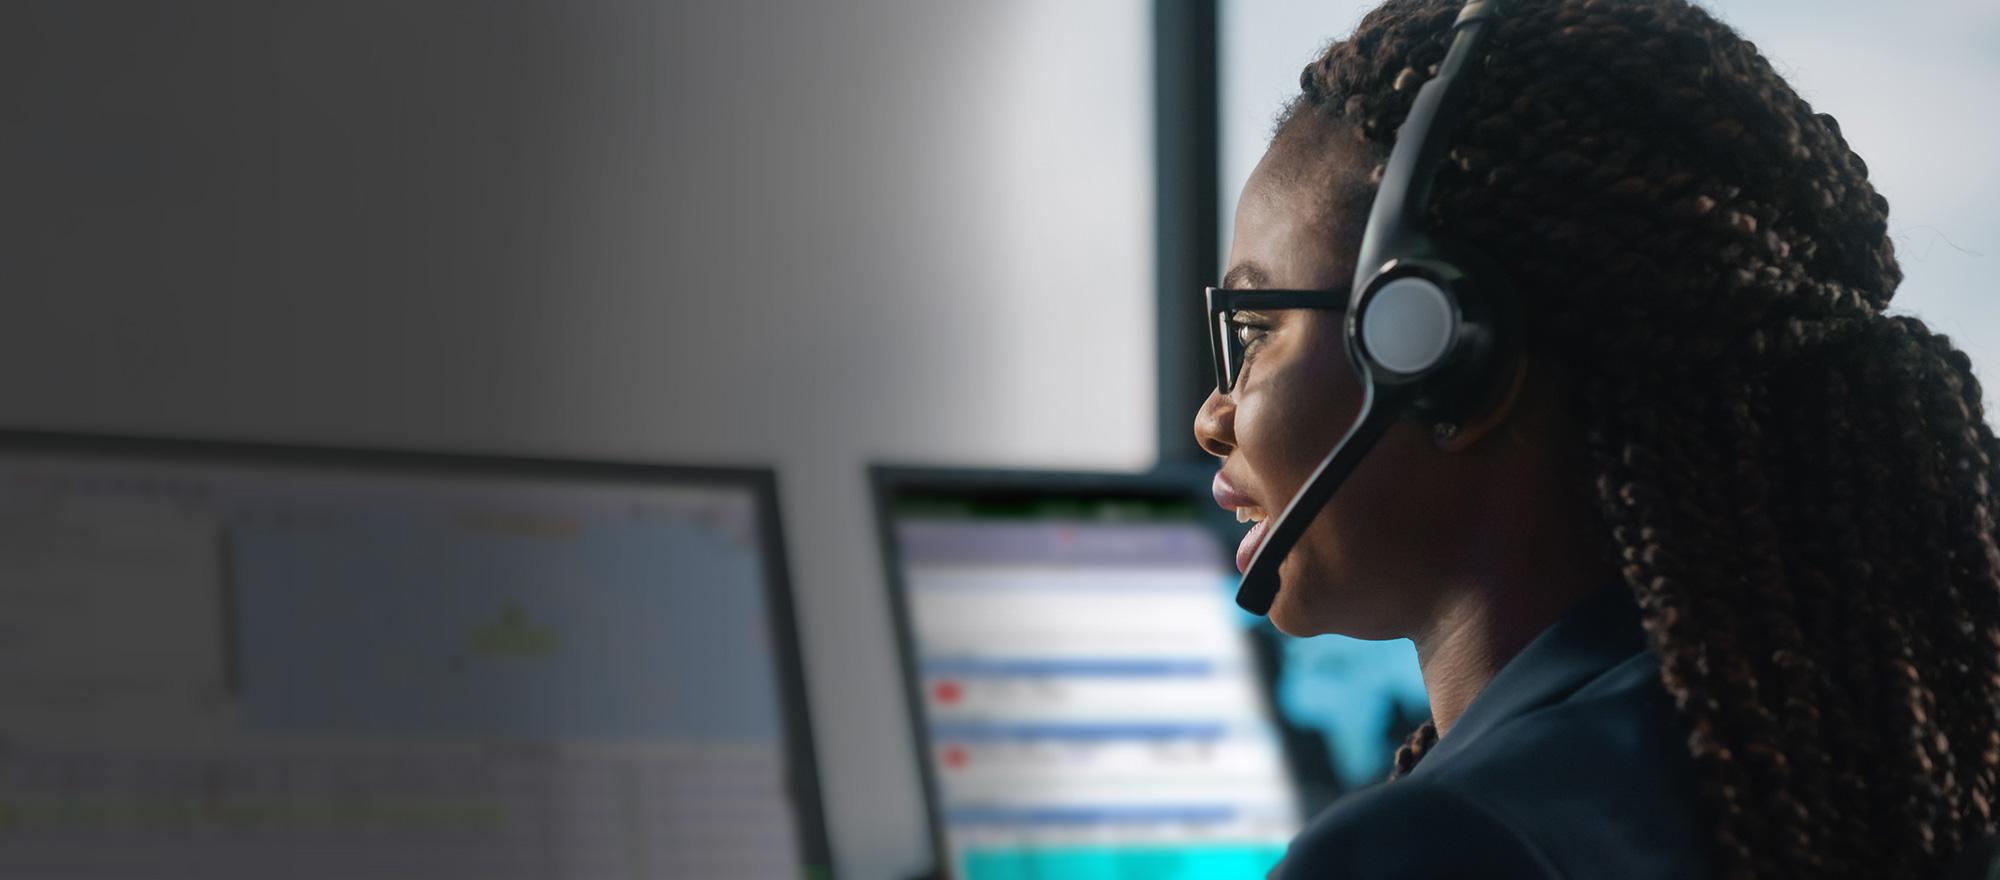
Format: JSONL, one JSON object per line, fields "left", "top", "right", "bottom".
{"left": 1410, "top": 581, "right": 1649, "bottom": 774}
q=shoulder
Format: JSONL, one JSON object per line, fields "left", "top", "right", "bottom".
{"left": 1414, "top": 653, "right": 1712, "bottom": 879}
{"left": 1430, "top": 652, "right": 1697, "bottom": 815}
{"left": 1270, "top": 776, "right": 1557, "bottom": 879}
{"left": 1274, "top": 653, "right": 1713, "bottom": 880}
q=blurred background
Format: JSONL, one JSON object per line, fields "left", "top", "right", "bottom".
{"left": 0, "top": 1, "right": 1993, "bottom": 878}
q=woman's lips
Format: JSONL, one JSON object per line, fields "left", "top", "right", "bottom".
{"left": 1236, "top": 517, "right": 1271, "bottom": 573}
{"left": 1211, "top": 471, "right": 1270, "bottom": 573}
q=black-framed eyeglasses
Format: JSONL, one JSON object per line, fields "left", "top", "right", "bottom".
{"left": 1205, "top": 286, "right": 1349, "bottom": 394}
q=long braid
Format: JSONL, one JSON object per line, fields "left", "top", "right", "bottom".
{"left": 1390, "top": 718, "right": 1438, "bottom": 780}
{"left": 1278, "top": 0, "right": 2000, "bottom": 875}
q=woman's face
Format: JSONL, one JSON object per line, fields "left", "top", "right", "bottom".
{"left": 1196, "top": 123, "right": 1485, "bottom": 639}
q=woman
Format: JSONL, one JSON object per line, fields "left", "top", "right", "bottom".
{"left": 1194, "top": 0, "right": 2000, "bottom": 877}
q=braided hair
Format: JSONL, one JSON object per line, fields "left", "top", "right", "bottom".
{"left": 1284, "top": 1, "right": 2000, "bottom": 876}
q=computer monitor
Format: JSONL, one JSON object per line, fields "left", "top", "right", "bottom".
{"left": 874, "top": 467, "right": 1276, "bottom": 879}
{"left": 0, "top": 430, "right": 834, "bottom": 880}
{"left": 872, "top": 466, "right": 1431, "bottom": 880}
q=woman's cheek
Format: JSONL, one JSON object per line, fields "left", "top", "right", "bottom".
{"left": 1255, "top": 368, "right": 1348, "bottom": 488}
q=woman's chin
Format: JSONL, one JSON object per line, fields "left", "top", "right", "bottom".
{"left": 1264, "top": 560, "right": 1328, "bottom": 636}
{"left": 1264, "top": 564, "right": 1409, "bottom": 639}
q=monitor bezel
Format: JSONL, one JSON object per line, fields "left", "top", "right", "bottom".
{"left": 869, "top": 462, "right": 1270, "bottom": 880}
{"left": 0, "top": 427, "right": 838, "bottom": 879}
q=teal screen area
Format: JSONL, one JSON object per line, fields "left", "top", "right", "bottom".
{"left": 963, "top": 844, "right": 1289, "bottom": 880}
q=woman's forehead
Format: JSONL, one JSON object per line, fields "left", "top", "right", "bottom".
{"left": 1231, "top": 129, "right": 1369, "bottom": 290}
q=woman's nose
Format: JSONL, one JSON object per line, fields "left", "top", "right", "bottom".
{"left": 1193, "top": 389, "right": 1235, "bottom": 460}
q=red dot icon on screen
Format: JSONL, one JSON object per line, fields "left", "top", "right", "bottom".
{"left": 942, "top": 746, "right": 969, "bottom": 769}
{"left": 933, "top": 680, "right": 963, "bottom": 705}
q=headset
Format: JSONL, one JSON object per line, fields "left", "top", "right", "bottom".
{"left": 1230, "top": 0, "right": 1521, "bottom": 615}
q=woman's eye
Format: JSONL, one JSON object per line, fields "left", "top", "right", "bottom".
{"left": 1233, "top": 320, "right": 1270, "bottom": 353}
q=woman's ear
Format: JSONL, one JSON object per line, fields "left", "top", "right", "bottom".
{"left": 1432, "top": 351, "right": 1531, "bottom": 453}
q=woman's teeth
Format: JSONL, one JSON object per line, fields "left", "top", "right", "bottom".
{"left": 1235, "top": 506, "right": 1266, "bottom": 524}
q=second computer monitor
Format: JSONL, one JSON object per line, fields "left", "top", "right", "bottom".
{"left": 875, "top": 467, "right": 1291, "bottom": 879}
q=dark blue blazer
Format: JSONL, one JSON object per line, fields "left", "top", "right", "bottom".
{"left": 1271, "top": 584, "right": 1712, "bottom": 879}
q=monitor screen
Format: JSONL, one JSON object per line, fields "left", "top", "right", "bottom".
{"left": 0, "top": 432, "right": 832, "bottom": 880}
{"left": 875, "top": 469, "right": 1306, "bottom": 880}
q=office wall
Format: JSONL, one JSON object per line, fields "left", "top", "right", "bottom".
{"left": 0, "top": 2, "right": 1155, "bottom": 877}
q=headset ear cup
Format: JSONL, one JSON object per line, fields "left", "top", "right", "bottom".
{"left": 1360, "top": 276, "right": 1458, "bottom": 376}
{"left": 1431, "top": 350, "right": 1530, "bottom": 451}
{"left": 1359, "top": 243, "right": 1518, "bottom": 425}
{"left": 1416, "top": 242, "right": 1520, "bottom": 424}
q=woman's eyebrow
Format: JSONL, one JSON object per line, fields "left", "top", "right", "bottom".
{"left": 1222, "top": 262, "right": 1271, "bottom": 290}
